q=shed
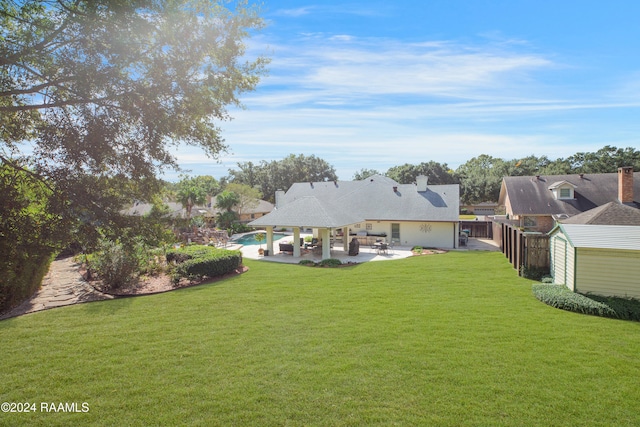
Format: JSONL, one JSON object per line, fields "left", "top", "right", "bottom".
{"left": 549, "top": 224, "right": 640, "bottom": 299}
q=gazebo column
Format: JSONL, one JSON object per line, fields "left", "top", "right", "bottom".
{"left": 266, "top": 226, "right": 274, "bottom": 255}
{"left": 321, "top": 228, "right": 331, "bottom": 259}
{"left": 293, "top": 227, "right": 301, "bottom": 257}
{"left": 342, "top": 226, "right": 349, "bottom": 252}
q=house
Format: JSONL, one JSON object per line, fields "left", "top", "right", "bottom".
{"left": 248, "top": 175, "right": 460, "bottom": 259}
{"left": 498, "top": 167, "right": 640, "bottom": 233}
{"left": 549, "top": 224, "right": 640, "bottom": 299}
{"left": 461, "top": 201, "right": 498, "bottom": 216}
{"left": 123, "top": 201, "right": 191, "bottom": 218}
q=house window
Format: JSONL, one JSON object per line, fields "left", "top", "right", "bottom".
{"left": 559, "top": 188, "right": 571, "bottom": 199}
{"left": 524, "top": 217, "right": 537, "bottom": 227}
{"left": 391, "top": 223, "right": 400, "bottom": 242}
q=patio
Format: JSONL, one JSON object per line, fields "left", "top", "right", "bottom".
{"left": 230, "top": 232, "right": 499, "bottom": 265}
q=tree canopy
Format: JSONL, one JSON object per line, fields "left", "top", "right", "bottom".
{"left": 228, "top": 154, "right": 338, "bottom": 202}
{"left": 1, "top": 0, "right": 267, "bottom": 246}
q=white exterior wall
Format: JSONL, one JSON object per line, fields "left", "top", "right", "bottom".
{"left": 575, "top": 248, "right": 640, "bottom": 299}
{"left": 352, "top": 221, "right": 456, "bottom": 249}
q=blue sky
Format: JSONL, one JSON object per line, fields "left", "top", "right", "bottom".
{"left": 169, "top": 0, "right": 640, "bottom": 181}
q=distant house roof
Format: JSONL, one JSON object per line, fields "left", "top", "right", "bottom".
{"left": 561, "top": 201, "right": 640, "bottom": 225}
{"left": 249, "top": 174, "right": 459, "bottom": 228}
{"left": 122, "top": 201, "right": 185, "bottom": 217}
{"left": 499, "top": 172, "right": 640, "bottom": 216}
{"left": 550, "top": 224, "right": 640, "bottom": 251}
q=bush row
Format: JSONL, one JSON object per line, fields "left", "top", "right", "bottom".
{"left": 168, "top": 246, "right": 242, "bottom": 283}
{"left": 298, "top": 258, "right": 343, "bottom": 267}
{"left": 0, "top": 253, "right": 53, "bottom": 313}
{"left": 532, "top": 284, "right": 640, "bottom": 321}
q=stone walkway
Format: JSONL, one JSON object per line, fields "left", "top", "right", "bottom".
{"left": 0, "top": 257, "right": 113, "bottom": 320}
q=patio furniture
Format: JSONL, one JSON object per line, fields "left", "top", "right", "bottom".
{"left": 279, "top": 242, "right": 294, "bottom": 254}
{"left": 305, "top": 238, "right": 319, "bottom": 249}
{"left": 376, "top": 243, "right": 388, "bottom": 255}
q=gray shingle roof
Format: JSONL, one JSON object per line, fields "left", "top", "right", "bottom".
{"left": 561, "top": 201, "right": 640, "bottom": 225}
{"left": 249, "top": 175, "right": 459, "bottom": 228}
{"left": 499, "top": 172, "right": 640, "bottom": 216}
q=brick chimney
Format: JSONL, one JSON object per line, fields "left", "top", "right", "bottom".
{"left": 618, "top": 166, "right": 634, "bottom": 205}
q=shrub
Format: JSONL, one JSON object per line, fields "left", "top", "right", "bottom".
{"left": 298, "top": 260, "right": 317, "bottom": 266}
{"left": 0, "top": 253, "right": 53, "bottom": 313}
{"left": 91, "top": 240, "right": 140, "bottom": 290}
{"left": 317, "top": 258, "right": 342, "bottom": 268}
{"left": 532, "top": 284, "right": 640, "bottom": 321}
{"left": 412, "top": 246, "right": 423, "bottom": 254}
{"left": 169, "top": 246, "right": 242, "bottom": 283}
{"left": 520, "top": 265, "right": 550, "bottom": 281}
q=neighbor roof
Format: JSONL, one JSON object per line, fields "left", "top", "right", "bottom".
{"left": 249, "top": 175, "right": 459, "bottom": 228}
{"left": 561, "top": 201, "right": 640, "bottom": 225}
{"left": 550, "top": 224, "right": 640, "bottom": 251}
{"left": 499, "top": 172, "right": 640, "bottom": 216}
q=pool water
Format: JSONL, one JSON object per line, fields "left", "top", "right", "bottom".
{"left": 233, "top": 233, "right": 288, "bottom": 245}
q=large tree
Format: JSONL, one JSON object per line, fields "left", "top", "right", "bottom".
{"left": 228, "top": 154, "right": 338, "bottom": 202}
{"left": 1, "top": 0, "right": 267, "bottom": 244}
{"left": 386, "top": 161, "right": 457, "bottom": 185}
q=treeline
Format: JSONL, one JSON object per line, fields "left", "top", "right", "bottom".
{"left": 220, "top": 146, "right": 640, "bottom": 205}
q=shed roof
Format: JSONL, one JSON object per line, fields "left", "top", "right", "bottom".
{"left": 550, "top": 224, "right": 640, "bottom": 251}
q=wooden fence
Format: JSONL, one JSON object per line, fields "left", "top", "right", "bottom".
{"left": 494, "top": 220, "right": 550, "bottom": 276}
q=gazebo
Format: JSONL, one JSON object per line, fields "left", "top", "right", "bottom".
{"left": 248, "top": 196, "right": 361, "bottom": 260}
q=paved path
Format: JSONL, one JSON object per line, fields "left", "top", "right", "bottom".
{"left": 0, "top": 257, "right": 113, "bottom": 320}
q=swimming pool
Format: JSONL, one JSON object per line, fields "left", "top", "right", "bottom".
{"left": 232, "top": 232, "right": 288, "bottom": 246}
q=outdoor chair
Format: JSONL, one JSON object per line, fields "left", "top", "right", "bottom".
{"left": 377, "top": 243, "right": 388, "bottom": 255}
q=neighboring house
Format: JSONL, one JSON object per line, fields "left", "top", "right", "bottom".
{"left": 461, "top": 201, "right": 498, "bottom": 216}
{"left": 560, "top": 201, "right": 640, "bottom": 226}
{"left": 248, "top": 174, "right": 460, "bottom": 259}
{"left": 122, "top": 201, "right": 190, "bottom": 218}
{"left": 549, "top": 224, "right": 640, "bottom": 299}
{"left": 211, "top": 199, "right": 274, "bottom": 224}
{"left": 498, "top": 167, "right": 640, "bottom": 233}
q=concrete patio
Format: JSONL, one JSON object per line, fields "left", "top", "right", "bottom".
{"left": 232, "top": 233, "right": 499, "bottom": 265}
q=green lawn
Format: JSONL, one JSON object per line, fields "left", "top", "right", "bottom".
{"left": 1, "top": 252, "right": 639, "bottom": 426}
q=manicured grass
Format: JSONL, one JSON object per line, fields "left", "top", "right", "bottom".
{"left": 2, "top": 252, "right": 640, "bottom": 426}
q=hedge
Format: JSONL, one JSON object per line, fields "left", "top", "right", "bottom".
{"left": 0, "top": 252, "right": 53, "bottom": 313}
{"left": 532, "top": 284, "right": 640, "bottom": 321}
{"left": 168, "top": 246, "right": 242, "bottom": 283}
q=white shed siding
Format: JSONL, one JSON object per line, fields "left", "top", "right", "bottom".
{"left": 575, "top": 248, "right": 640, "bottom": 299}
{"left": 565, "top": 245, "right": 576, "bottom": 291}
{"left": 551, "top": 236, "right": 567, "bottom": 286}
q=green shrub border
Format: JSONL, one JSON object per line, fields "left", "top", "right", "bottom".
{"left": 298, "top": 258, "right": 344, "bottom": 268}
{"left": 167, "top": 246, "right": 242, "bottom": 283}
{"left": 532, "top": 284, "right": 640, "bottom": 321}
